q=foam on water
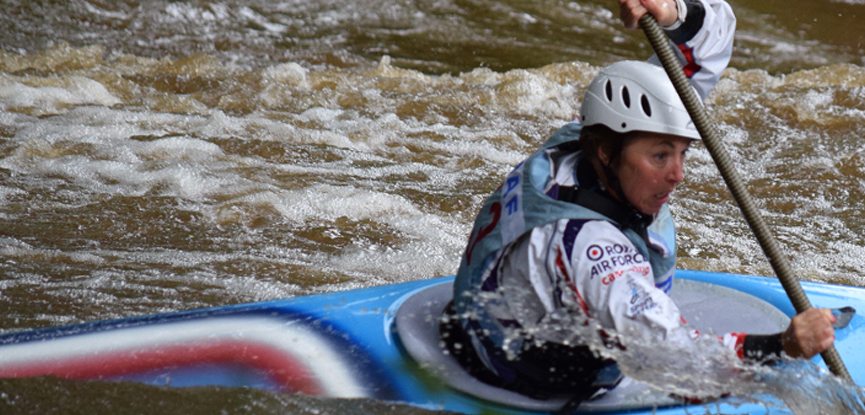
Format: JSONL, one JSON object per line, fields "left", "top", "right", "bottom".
{"left": 0, "top": 75, "right": 121, "bottom": 116}
{"left": 208, "top": 183, "right": 468, "bottom": 281}
{"left": 2, "top": 26, "right": 865, "bottom": 412}
{"left": 0, "top": 111, "right": 237, "bottom": 200}
{"left": 1, "top": 45, "right": 865, "bottom": 295}
{"left": 666, "top": 64, "right": 865, "bottom": 280}
{"left": 0, "top": 1, "right": 864, "bottom": 413}
{"left": 0, "top": 185, "right": 24, "bottom": 204}
{"left": 163, "top": 2, "right": 231, "bottom": 24}
{"left": 0, "top": 55, "right": 536, "bottom": 295}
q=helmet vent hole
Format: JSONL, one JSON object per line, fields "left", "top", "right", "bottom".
{"left": 621, "top": 122, "right": 627, "bottom": 129}
{"left": 604, "top": 80, "right": 613, "bottom": 101}
{"left": 641, "top": 95, "right": 652, "bottom": 117}
{"left": 621, "top": 86, "right": 631, "bottom": 108}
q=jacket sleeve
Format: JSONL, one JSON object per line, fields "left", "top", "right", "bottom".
{"left": 649, "top": 0, "right": 737, "bottom": 99}
{"left": 571, "top": 221, "right": 697, "bottom": 348}
{"left": 570, "top": 221, "right": 784, "bottom": 363}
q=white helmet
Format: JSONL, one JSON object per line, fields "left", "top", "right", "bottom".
{"left": 580, "top": 60, "right": 700, "bottom": 140}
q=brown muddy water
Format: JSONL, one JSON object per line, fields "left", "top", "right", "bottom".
{"left": 1, "top": 0, "right": 865, "bottom": 414}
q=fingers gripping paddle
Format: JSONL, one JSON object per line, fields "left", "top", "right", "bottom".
{"left": 638, "top": 14, "right": 852, "bottom": 381}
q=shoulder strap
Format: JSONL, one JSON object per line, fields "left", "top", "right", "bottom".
{"left": 557, "top": 186, "right": 651, "bottom": 240}
{"left": 557, "top": 157, "right": 652, "bottom": 240}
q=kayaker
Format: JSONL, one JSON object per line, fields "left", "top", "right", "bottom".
{"left": 445, "top": 0, "right": 837, "bottom": 404}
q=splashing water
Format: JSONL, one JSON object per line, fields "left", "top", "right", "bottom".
{"left": 3, "top": 0, "right": 865, "bottom": 413}
{"left": 473, "top": 282, "right": 865, "bottom": 414}
{"left": 581, "top": 319, "right": 865, "bottom": 413}
{"left": 749, "top": 361, "right": 865, "bottom": 414}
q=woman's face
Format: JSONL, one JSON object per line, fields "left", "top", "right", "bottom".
{"left": 609, "top": 132, "right": 692, "bottom": 216}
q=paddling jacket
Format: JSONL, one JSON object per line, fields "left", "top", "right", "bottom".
{"left": 451, "top": 124, "right": 700, "bottom": 374}
{"left": 448, "top": 0, "right": 786, "bottom": 397}
{"left": 448, "top": 126, "right": 781, "bottom": 401}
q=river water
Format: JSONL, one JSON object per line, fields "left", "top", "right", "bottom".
{"left": 1, "top": 0, "right": 864, "bottom": 414}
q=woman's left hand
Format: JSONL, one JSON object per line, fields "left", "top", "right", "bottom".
{"left": 782, "top": 308, "right": 836, "bottom": 359}
{"left": 618, "top": 0, "right": 680, "bottom": 29}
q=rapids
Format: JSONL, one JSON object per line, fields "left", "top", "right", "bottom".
{"left": 2, "top": 0, "right": 865, "bottom": 414}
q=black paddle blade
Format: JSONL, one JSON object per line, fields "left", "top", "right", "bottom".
{"left": 832, "top": 306, "right": 856, "bottom": 329}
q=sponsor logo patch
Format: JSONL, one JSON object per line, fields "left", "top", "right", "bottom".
{"left": 586, "top": 244, "right": 604, "bottom": 261}
{"left": 599, "top": 265, "right": 650, "bottom": 285}
{"left": 588, "top": 242, "right": 647, "bottom": 279}
{"left": 626, "top": 276, "right": 658, "bottom": 316}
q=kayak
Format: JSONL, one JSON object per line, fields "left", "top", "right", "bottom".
{"left": 1, "top": 269, "right": 863, "bottom": 414}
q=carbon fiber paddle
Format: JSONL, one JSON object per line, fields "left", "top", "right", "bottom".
{"left": 638, "top": 13, "right": 852, "bottom": 381}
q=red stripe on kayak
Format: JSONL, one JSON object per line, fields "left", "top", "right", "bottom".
{"left": 0, "top": 340, "right": 324, "bottom": 395}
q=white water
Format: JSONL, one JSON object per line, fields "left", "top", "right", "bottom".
{"left": 2, "top": 0, "right": 865, "bottom": 414}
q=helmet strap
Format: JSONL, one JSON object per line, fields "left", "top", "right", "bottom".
{"left": 601, "top": 163, "right": 625, "bottom": 201}
{"left": 574, "top": 155, "right": 654, "bottom": 239}
{"left": 591, "top": 151, "right": 627, "bottom": 207}
{"left": 582, "top": 127, "right": 653, "bottom": 223}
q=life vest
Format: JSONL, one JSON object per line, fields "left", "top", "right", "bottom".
{"left": 453, "top": 122, "right": 677, "bottom": 345}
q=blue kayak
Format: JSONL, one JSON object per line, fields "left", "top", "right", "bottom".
{"left": 1, "top": 269, "right": 863, "bottom": 414}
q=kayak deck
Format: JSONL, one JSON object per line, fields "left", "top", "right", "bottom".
{"left": 395, "top": 278, "right": 790, "bottom": 412}
{"left": 0, "top": 270, "right": 863, "bottom": 414}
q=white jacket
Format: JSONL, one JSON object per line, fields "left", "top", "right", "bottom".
{"left": 490, "top": 0, "right": 743, "bottom": 356}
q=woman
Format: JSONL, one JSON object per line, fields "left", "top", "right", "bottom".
{"left": 445, "top": 0, "right": 836, "bottom": 403}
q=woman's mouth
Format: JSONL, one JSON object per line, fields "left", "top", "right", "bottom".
{"left": 656, "top": 190, "right": 675, "bottom": 205}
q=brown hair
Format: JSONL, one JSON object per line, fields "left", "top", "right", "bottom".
{"left": 579, "top": 124, "right": 632, "bottom": 168}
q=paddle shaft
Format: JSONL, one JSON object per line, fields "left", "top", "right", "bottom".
{"left": 638, "top": 14, "right": 852, "bottom": 381}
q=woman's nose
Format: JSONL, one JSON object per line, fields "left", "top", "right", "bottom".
{"left": 669, "top": 159, "right": 685, "bottom": 184}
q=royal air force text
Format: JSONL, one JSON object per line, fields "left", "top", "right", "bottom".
{"left": 587, "top": 243, "right": 649, "bottom": 284}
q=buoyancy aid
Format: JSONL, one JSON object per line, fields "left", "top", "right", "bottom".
{"left": 453, "top": 122, "right": 677, "bottom": 349}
